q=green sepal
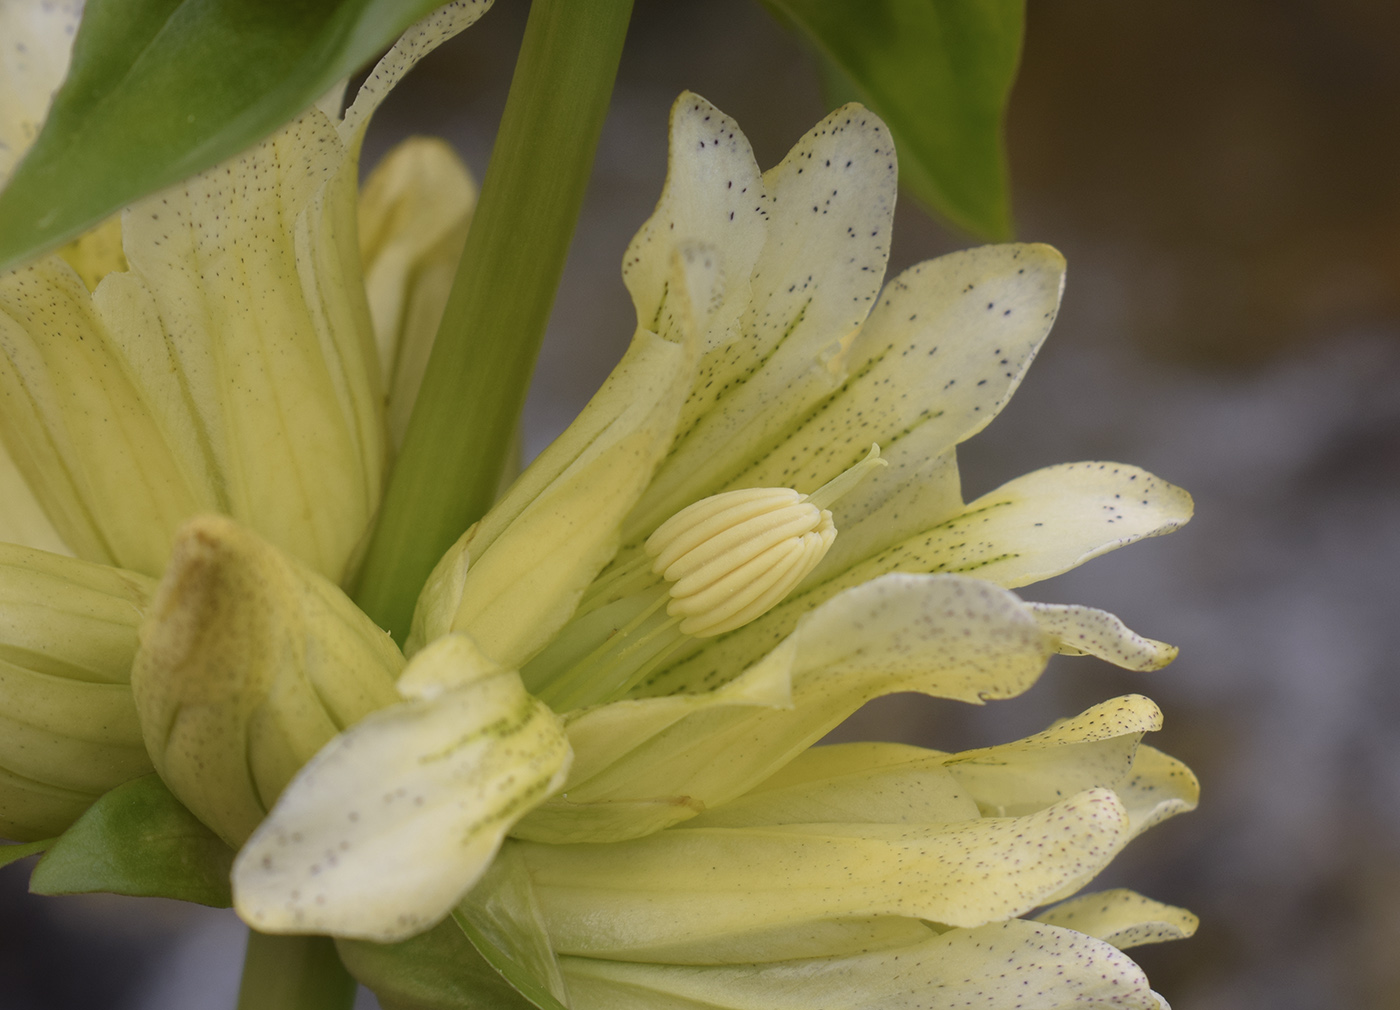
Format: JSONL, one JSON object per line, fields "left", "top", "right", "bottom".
{"left": 337, "top": 920, "right": 534, "bottom": 1010}
{"left": 0, "top": 0, "right": 473, "bottom": 273}
{"left": 452, "top": 911, "right": 569, "bottom": 1010}
{"left": 28, "top": 774, "right": 235, "bottom": 907}
{"left": 763, "top": 0, "right": 1024, "bottom": 239}
{"left": 0, "top": 838, "right": 55, "bottom": 870}
{"left": 449, "top": 843, "right": 570, "bottom": 1010}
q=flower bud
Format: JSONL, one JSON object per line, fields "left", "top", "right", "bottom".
{"left": 0, "top": 545, "right": 154, "bottom": 841}
{"left": 131, "top": 516, "right": 402, "bottom": 846}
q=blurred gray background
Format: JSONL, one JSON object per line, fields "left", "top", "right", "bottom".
{"left": 4, "top": 1, "right": 1398, "bottom": 1006}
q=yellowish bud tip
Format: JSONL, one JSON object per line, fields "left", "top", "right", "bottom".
{"left": 644, "top": 445, "right": 885, "bottom": 638}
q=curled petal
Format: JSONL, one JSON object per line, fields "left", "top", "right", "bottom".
{"left": 1035, "top": 889, "right": 1199, "bottom": 950}
{"left": 1029, "top": 602, "right": 1178, "bottom": 670}
{"left": 943, "top": 694, "right": 1164, "bottom": 818}
{"left": 233, "top": 634, "right": 570, "bottom": 941}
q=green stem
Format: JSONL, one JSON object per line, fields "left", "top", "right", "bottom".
{"left": 237, "top": 931, "right": 357, "bottom": 1010}
{"left": 354, "top": 0, "right": 635, "bottom": 639}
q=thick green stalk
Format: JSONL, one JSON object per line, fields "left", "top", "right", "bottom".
{"left": 354, "top": 0, "right": 635, "bottom": 639}
{"left": 237, "top": 931, "right": 357, "bottom": 1010}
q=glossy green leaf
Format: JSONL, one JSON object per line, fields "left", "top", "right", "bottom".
{"left": 0, "top": 0, "right": 474, "bottom": 273}
{"left": 764, "top": 0, "right": 1024, "bottom": 239}
{"left": 338, "top": 920, "right": 534, "bottom": 1010}
{"left": 28, "top": 774, "right": 235, "bottom": 906}
{"left": 0, "top": 838, "right": 54, "bottom": 870}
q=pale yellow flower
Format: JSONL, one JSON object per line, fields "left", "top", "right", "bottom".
{"left": 0, "top": 0, "right": 484, "bottom": 841}
{"left": 223, "top": 94, "right": 1196, "bottom": 1010}
{"left": 1, "top": 8, "right": 1199, "bottom": 1004}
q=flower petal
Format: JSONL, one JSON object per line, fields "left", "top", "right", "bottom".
{"left": 358, "top": 136, "right": 476, "bottom": 449}
{"left": 1117, "top": 744, "right": 1199, "bottom": 839}
{"left": 522, "top": 788, "right": 1128, "bottom": 957}
{"left": 338, "top": 2, "right": 493, "bottom": 144}
{"left": 942, "top": 694, "right": 1164, "bottom": 817}
{"left": 623, "top": 104, "right": 898, "bottom": 541}
{"left": 631, "top": 463, "right": 1190, "bottom": 697}
{"left": 1035, "top": 889, "right": 1199, "bottom": 950}
{"left": 116, "top": 104, "right": 383, "bottom": 581}
{"left": 414, "top": 247, "right": 721, "bottom": 666}
{"left": 233, "top": 633, "right": 570, "bottom": 942}
{"left": 516, "top": 575, "right": 1052, "bottom": 843}
{"left": 0, "top": 0, "right": 81, "bottom": 186}
{"left": 678, "top": 742, "right": 978, "bottom": 830}
{"left": 621, "top": 93, "right": 766, "bottom": 355}
{"left": 515, "top": 657, "right": 791, "bottom": 844}
{"left": 739, "top": 243, "right": 1066, "bottom": 577}
{"left": 57, "top": 213, "right": 127, "bottom": 291}
{"left": 1028, "top": 602, "right": 1178, "bottom": 671}
{"left": 836, "top": 460, "right": 1194, "bottom": 591}
{"left": 937, "top": 695, "right": 1197, "bottom": 904}
{"left": 558, "top": 919, "right": 1164, "bottom": 1010}
{"left": 0, "top": 438, "right": 67, "bottom": 555}
{"left": 0, "top": 764, "right": 90, "bottom": 842}
{"left": 0, "top": 259, "right": 221, "bottom": 571}
{"left": 0, "top": 544, "right": 154, "bottom": 839}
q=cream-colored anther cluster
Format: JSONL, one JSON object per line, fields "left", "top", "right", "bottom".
{"left": 644, "top": 487, "right": 836, "bottom": 637}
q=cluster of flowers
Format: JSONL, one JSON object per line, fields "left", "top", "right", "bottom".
{"left": 0, "top": 3, "right": 1196, "bottom": 1007}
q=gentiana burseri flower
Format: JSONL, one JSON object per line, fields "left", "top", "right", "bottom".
{"left": 0, "top": 0, "right": 484, "bottom": 840}
{"left": 233, "top": 93, "right": 1192, "bottom": 1005}
{"left": 1, "top": 3, "right": 1197, "bottom": 1005}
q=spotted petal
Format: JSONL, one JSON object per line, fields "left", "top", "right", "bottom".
{"left": 0, "top": 2, "right": 487, "bottom": 582}
{"left": 522, "top": 788, "right": 1128, "bottom": 957}
{"left": 1035, "top": 889, "right": 1199, "bottom": 950}
{"left": 558, "top": 919, "right": 1166, "bottom": 1010}
{"left": 0, "top": 0, "right": 81, "bottom": 187}
{"left": 515, "top": 574, "right": 1052, "bottom": 843}
{"left": 624, "top": 103, "right": 899, "bottom": 540}
{"left": 233, "top": 634, "right": 570, "bottom": 942}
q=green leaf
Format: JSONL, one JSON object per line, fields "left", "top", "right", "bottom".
{"left": 764, "top": 0, "right": 1024, "bottom": 239}
{"left": 338, "top": 921, "right": 534, "bottom": 1010}
{"left": 28, "top": 774, "right": 235, "bottom": 906}
{"left": 0, "top": 0, "right": 468, "bottom": 273}
{"left": 0, "top": 838, "right": 55, "bottom": 870}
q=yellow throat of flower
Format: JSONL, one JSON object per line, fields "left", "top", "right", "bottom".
{"left": 524, "top": 446, "right": 886, "bottom": 710}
